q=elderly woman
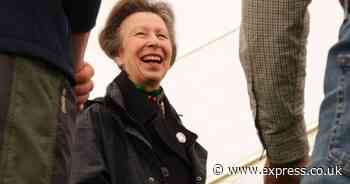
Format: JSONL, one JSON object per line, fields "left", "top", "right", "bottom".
{"left": 71, "top": 0, "right": 207, "bottom": 184}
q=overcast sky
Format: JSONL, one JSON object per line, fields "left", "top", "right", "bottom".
{"left": 84, "top": 1, "right": 343, "bottom": 181}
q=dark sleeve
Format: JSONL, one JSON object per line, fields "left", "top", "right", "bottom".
{"left": 62, "top": 0, "right": 101, "bottom": 33}
{"left": 71, "top": 106, "right": 110, "bottom": 184}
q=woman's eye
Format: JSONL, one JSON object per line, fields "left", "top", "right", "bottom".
{"left": 135, "top": 32, "right": 145, "bottom": 36}
{"left": 158, "top": 34, "right": 168, "bottom": 39}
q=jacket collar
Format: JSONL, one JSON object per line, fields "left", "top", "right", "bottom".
{"left": 106, "top": 71, "right": 159, "bottom": 125}
{"left": 105, "top": 72, "right": 203, "bottom": 170}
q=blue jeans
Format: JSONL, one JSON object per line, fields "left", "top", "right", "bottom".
{"left": 301, "top": 17, "right": 350, "bottom": 183}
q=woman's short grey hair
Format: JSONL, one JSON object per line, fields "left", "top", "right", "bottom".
{"left": 99, "top": 0, "right": 177, "bottom": 65}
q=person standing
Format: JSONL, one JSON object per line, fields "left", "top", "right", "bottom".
{"left": 0, "top": 0, "right": 100, "bottom": 184}
{"left": 71, "top": 0, "right": 207, "bottom": 184}
{"left": 301, "top": 1, "right": 350, "bottom": 183}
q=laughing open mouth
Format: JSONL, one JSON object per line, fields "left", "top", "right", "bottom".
{"left": 141, "top": 54, "right": 163, "bottom": 64}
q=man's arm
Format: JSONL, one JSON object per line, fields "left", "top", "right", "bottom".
{"left": 71, "top": 33, "right": 94, "bottom": 110}
{"left": 72, "top": 32, "right": 90, "bottom": 69}
{"left": 239, "top": 0, "right": 311, "bottom": 183}
{"left": 63, "top": 0, "right": 101, "bottom": 109}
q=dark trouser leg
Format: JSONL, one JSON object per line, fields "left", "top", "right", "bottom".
{"left": 0, "top": 55, "right": 75, "bottom": 184}
{"left": 0, "top": 54, "right": 15, "bottom": 170}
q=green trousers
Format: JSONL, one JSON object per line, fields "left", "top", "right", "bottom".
{"left": 0, "top": 53, "right": 76, "bottom": 184}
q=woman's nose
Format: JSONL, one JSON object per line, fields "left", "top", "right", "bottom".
{"left": 146, "top": 34, "right": 160, "bottom": 48}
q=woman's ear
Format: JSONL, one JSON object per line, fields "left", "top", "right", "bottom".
{"left": 114, "top": 56, "right": 124, "bottom": 69}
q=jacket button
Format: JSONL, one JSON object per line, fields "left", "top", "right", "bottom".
{"left": 145, "top": 177, "right": 155, "bottom": 184}
{"left": 176, "top": 132, "right": 187, "bottom": 143}
{"left": 195, "top": 176, "right": 202, "bottom": 182}
{"left": 161, "top": 167, "right": 170, "bottom": 177}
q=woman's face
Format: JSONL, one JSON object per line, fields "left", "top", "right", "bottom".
{"left": 116, "top": 12, "right": 173, "bottom": 91}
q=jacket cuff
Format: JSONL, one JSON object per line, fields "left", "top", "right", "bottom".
{"left": 261, "top": 121, "right": 310, "bottom": 164}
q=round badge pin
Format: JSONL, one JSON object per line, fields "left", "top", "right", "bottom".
{"left": 176, "top": 132, "right": 186, "bottom": 143}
